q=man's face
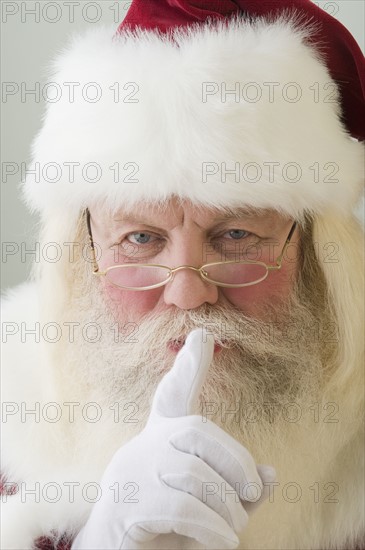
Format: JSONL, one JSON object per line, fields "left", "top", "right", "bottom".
{"left": 89, "top": 198, "right": 300, "bottom": 330}
{"left": 66, "top": 197, "right": 329, "bottom": 455}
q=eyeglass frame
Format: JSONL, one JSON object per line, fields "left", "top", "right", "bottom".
{"left": 85, "top": 208, "right": 297, "bottom": 291}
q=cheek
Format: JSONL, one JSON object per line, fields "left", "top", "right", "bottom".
{"left": 103, "top": 281, "right": 162, "bottom": 322}
{"left": 97, "top": 252, "right": 163, "bottom": 321}
{"left": 222, "top": 260, "right": 298, "bottom": 317}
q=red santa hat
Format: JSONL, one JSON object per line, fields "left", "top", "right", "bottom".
{"left": 119, "top": 0, "right": 365, "bottom": 142}
{"left": 23, "top": 0, "right": 364, "bottom": 220}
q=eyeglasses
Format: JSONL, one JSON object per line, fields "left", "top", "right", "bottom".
{"left": 85, "top": 209, "right": 297, "bottom": 291}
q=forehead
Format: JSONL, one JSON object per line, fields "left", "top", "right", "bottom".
{"left": 96, "top": 198, "right": 289, "bottom": 228}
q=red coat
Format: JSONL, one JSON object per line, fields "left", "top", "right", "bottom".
{"left": 0, "top": 476, "right": 72, "bottom": 550}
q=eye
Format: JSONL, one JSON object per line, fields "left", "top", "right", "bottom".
{"left": 223, "top": 229, "right": 250, "bottom": 240}
{"left": 126, "top": 232, "right": 157, "bottom": 245}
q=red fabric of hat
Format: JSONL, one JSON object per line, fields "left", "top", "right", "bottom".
{"left": 118, "top": 0, "right": 365, "bottom": 141}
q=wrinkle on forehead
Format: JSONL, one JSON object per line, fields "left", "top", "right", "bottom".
{"left": 91, "top": 196, "right": 292, "bottom": 232}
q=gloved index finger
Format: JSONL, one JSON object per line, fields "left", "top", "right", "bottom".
{"left": 151, "top": 328, "right": 214, "bottom": 418}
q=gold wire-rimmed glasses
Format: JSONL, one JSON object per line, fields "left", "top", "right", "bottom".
{"left": 85, "top": 209, "right": 297, "bottom": 291}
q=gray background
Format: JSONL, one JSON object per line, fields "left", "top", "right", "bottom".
{"left": 1, "top": 0, "right": 364, "bottom": 292}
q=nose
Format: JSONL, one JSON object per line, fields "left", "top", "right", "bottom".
{"left": 163, "top": 265, "right": 219, "bottom": 310}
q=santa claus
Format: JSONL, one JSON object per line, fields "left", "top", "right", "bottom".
{"left": 1, "top": 1, "right": 364, "bottom": 549}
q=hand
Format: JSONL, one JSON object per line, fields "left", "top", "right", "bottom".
{"left": 72, "top": 328, "right": 275, "bottom": 550}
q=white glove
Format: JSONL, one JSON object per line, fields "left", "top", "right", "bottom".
{"left": 72, "top": 328, "right": 275, "bottom": 550}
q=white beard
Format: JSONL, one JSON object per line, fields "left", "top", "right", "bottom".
{"left": 59, "top": 269, "right": 327, "bottom": 468}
